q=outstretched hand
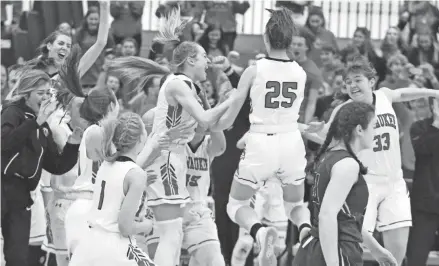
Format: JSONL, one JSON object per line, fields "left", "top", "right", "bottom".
{"left": 304, "top": 121, "right": 325, "bottom": 133}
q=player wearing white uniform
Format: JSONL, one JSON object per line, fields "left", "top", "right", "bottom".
{"left": 109, "top": 8, "right": 237, "bottom": 266}
{"left": 304, "top": 57, "right": 439, "bottom": 265}
{"left": 141, "top": 92, "right": 226, "bottom": 266}
{"left": 70, "top": 112, "right": 156, "bottom": 266}
{"left": 205, "top": 9, "right": 313, "bottom": 266}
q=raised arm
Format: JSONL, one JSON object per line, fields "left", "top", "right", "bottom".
{"left": 78, "top": 1, "right": 111, "bottom": 77}
{"left": 168, "top": 79, "right": 233, "bottom": 128}
{"left": 380, "top": 87, "right": 439, "bottom": 103}
{"left": 318, "top": 158, "right": 359, "bottom": 265}
{"left": 209, "top": 65, "right": 255, "bottom": 131}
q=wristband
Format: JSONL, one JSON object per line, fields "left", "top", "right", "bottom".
{"left": 299, "top": 223, "right": 311, "bottom": 233}
{"left": 224, "top": 66, "right": 232, "bottom": 73}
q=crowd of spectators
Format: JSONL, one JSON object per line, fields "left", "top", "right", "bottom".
{"left": 1, "top": 1, "right": 439, "bottom": 266}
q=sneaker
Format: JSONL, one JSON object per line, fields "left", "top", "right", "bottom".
{"left": 256, "top": 227, "right": 278, "bottom": 266}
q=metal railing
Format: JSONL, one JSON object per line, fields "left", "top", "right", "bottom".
{"left": 11, "top": 0, "right": 439, "bottom": 40}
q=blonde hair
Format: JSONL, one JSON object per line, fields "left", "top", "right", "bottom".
{"left": 108, "top": 4, "right": 201, "bottom": 94}
{"left": 7, "top": 69, "right": 50, "bottom": 102}
{"left": 101, "top": 112, "right": 145, "bottom": 162}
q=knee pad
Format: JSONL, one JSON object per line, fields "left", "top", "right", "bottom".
{"left": 283, "top": 200, "right": 304, "bottom": 221}
{"left": 227, "top": 196, "right": 250, "bottom": 223}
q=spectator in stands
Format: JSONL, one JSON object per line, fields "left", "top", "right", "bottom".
{"left": 120, "top": 37, "right": 138, "bottom": 57}
{"left": 3, "top": 64, "right": 21, "bottom": 103}
{"left": 319, "top": 43, "right": 343, "bottom": 90}
{"left": 407, "top": 97, "right": 439, "bottom": 266}
{"left": 341, "top": 27, "right": 386, "bottom": 83}
{"left": 203, "top": 1, "right": 250, "bottom": 51}
{"left": 314, "top": 67, "right": 346, "bottom": 123}
{"left": 110, "top": 1, "right": 144, "bottom": 54}
{"left": 398, "top": 1, "right": 439, "bottom": 44}
{"left": 407, "top": 27, "right": 439, "bottom": 79}
{"left": 378, "top": 54, "right": 412, "bottom": 89}
{"left": 75, "top": 7, "right": 115, "bottom": 90}
{"left": 129, "top": 76, "right": 162, "bottom": 116}
{"left": 380, "top": 26, "right": 409, "bottom": 62}
{"left": 198, "top": 23, "right": 230, "bottom": 58}
{"left": 57, "top": 22, "right": 73, "bottom": 36}
{"left": 304, "top": 5, "right": 338, "bottom": 67}
{"left": 288, "top": 30, "right": 323, "bottom": 124}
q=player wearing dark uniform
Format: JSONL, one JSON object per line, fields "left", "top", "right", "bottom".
{"left": 293, "top": 102, "right": 397, "bottom": 266}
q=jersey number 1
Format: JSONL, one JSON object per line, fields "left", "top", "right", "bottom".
{"left": 265, "top": 81, "right": 297, "bottom": 109}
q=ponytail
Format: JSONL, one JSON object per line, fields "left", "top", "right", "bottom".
{"left": 309, "top": 118, "right": 338, "bottom": 173}
{"left": 153, "top": 5, "right": 186, "bottom": 48}
{"left": 344, "top": 138, "right": 368, "bottom": 175}
{"left": 108, "top": 56, "right": 170, "bottom": 94}
{"left": 101, "top": 116, "right": 120, "bottom": 162}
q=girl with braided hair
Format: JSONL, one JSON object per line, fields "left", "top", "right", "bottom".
{"left": 293, "top": 102, "right": 397, "bottom": 266}
{"left": 304, "top": 56, "right": 439, "bottom": 265}
{"left": 69, "top": 112, "right": 156, "bottom": 266}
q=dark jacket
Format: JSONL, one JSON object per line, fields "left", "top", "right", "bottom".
{"left": 1, "top": 99, "right": 79, "bottom": 212}
{"left": 410, "top": 117, "right": 439, "bottom": 214}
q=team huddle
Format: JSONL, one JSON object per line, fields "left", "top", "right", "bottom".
{"left": 2, "top": 3, "right": 439, "bottom": 266}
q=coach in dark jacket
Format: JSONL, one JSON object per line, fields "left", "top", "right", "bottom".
{"left": 407, "top": 97, "right": 439, "bottom": 266}
{"left": 1, "top": 69, "right": 81, "bottom": 266}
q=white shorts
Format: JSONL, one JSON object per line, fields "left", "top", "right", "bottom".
{"left": 235, "top": 131, "right": 306, "bottom": 190}
{"left": 46, "top": 197, "right": 74, "bottom": 255}
{"left": 363, "top": 176, "right": 412, "bottom": 233}
{"left": 29, "top": 188, "right": 47, "bottom": 245}
{"left": 146, "top": 150, "right": 190, "bottom": 206}
{"left": 144, "top": 204, "right": 219, "bottom": 254}
{"left": 64, "top": 199, "right": 93, "bottom": 254}
{"left": 69, "top": 228, "right": 155, "bottom": 266}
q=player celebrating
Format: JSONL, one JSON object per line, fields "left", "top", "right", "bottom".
{"left": 203, "top": 8, "right": 315, "bottom": 266}
{"left": 108, "top": 7, "right": 237, "bottom": 266}
{"left": 293, "top": 102, "right": 397, "bottom": 266}
{"left": 304, "top": 57, "right": 439, "bottom": 265}
{"left": 69, "top": 112, "right": 156, "bottom": 266}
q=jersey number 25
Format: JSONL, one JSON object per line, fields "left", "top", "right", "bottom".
{"left": 265, "top": 81, "right": 297, "bottom": 109}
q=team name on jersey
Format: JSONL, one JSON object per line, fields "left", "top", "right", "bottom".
{"left": 375, "top": 113, "right": 397, "bottom": 130}
{"left": 186, "top": 156, "right": 208, "bottom": 171}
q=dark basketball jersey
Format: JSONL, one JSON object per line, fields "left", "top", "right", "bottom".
{"left": 309, "top": 150, "right": 369, "bottom": 243}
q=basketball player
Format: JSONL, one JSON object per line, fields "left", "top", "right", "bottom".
{"left": 304, "top": 57, "right": 439, "bottom": 265}
{"left": 231, "top": 136, "right": 290, "bottom": 266}
{"left": 69, "top": 112, "right": 155, "bottom": 266}
{"left": 200, "top": 8, "right": 316, "bottom": 266}
{"left": 140, "top": 88, "right": 226, "bottom": 266}
{"left": 108, "top": 7, "right": 237, "bottom": 266}
{"left": 293, "top": 102, "right": 397, "bottom": 266}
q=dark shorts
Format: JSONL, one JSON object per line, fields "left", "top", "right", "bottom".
{"left": 293, "top": 236, "right": 364, "bottom": 266}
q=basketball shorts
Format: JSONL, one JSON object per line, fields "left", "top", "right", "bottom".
{"left": 64, "top": 199, "right": 93, "bottom": 254}
{"left": 29, "top": 187, "right": 47, "bottom": 245}
{"left": 46, "top": 197, "right": 74, "bottom": 255}
{"left": 146, "top": 150, "right": 190, "bottom": 206}
{"left": 143, "top": 203, "right": 220, "bottom": 254}
{"left": 69, "top": 228, "right": 155, "bottom": 266}
{"left": 293, "top": 236, "right": 363, "bottom": 266}
{"left": 234, "top": 130, "right": 307, "bottom": 190}
{"left": 363, "top": 176, "right": 412, "bottom": 233}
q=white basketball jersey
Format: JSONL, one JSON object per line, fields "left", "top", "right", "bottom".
{"left": 88, "top": 159, "right": 140, "bottom": 233}
{"left": 185, "top": 137, "right": 211, "bottom": 203}
{"left": 152, "top": 74, "right": 198, "bottom": 147}
{"left": 71, "top": 125, "right": 101, "bottom": 192}
{"left": 358, "top": 89, "right": 402, "bottom": 179}
{"left": 249, "top": 58, "right": 306, "bottom": 127}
